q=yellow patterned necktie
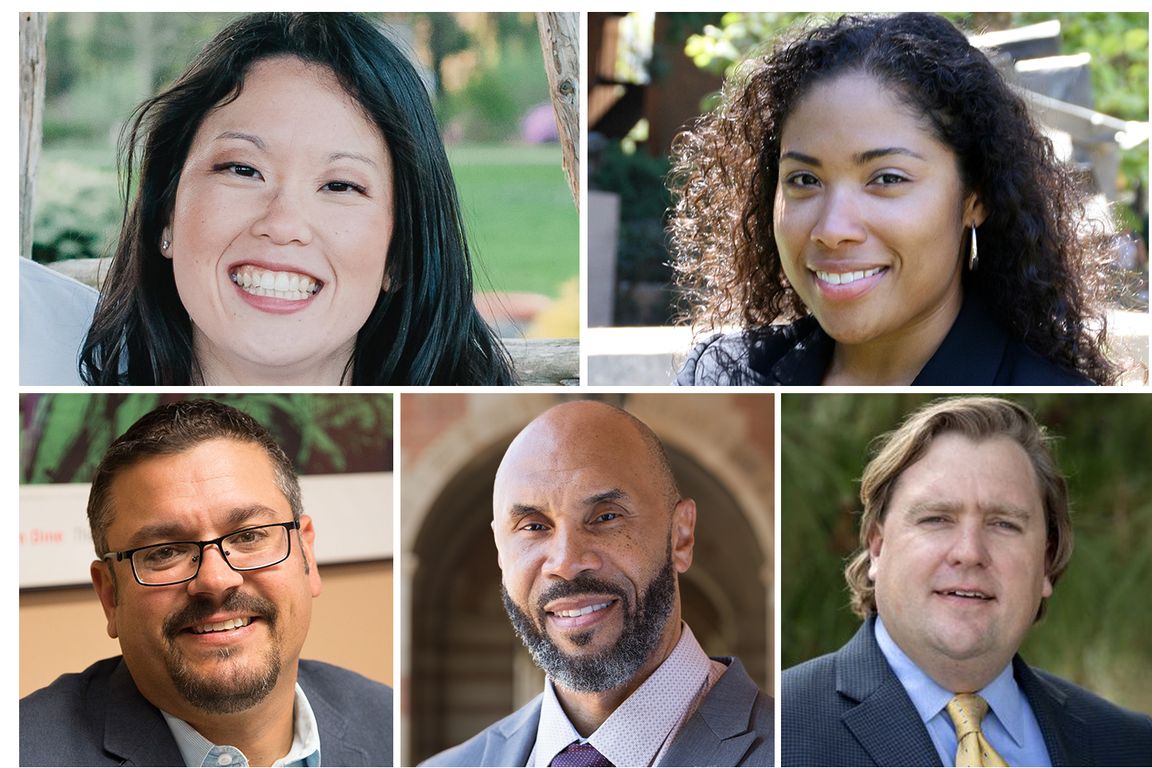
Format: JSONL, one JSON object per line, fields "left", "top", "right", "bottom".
{"left": 946, "top": 693, "right": 1008, "bottom": 767}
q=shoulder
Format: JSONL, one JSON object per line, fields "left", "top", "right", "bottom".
{"left": 20, "top": 657, "right": 126, "bottom": 765}
{"left": 418, "top": 696, "right": 542, "bottom": 767}
{"left": 20, "top": 258, "right": 98, "bottom": 386}
{"left": 1030, "top": 666, "right": 1152, "bottom": 740}
{"left": 299, "top": 659, "right": 392, "bottom": 716}
{"left": 675, "top": 320, "right": 816, "bottom": 386}
{"left": 781, "top": 648, "right": 844, "bottom": 721}
{"left": 999, "top": 341, "right": 1097, "bottom": 385}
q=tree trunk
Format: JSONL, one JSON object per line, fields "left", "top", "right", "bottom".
{"left": 536, "top": 12, "right": 580, "bottom": 211}
{"left": 20, "top": 12, "right": 47, "bottom": 260}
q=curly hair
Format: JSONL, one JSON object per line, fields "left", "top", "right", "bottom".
{"left": 669, "top": 12, "right": 1116, "bottom": 383}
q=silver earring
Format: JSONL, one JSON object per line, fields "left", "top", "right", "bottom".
{"left": 161, "top": 239, "right": 170, "bottom": 252}
{"left": 968, "top": 225, "right": 978, "bottom": 271}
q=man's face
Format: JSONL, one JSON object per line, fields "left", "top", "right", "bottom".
{"left": 491, "top": 405, "right": 695, "bottom": 693}
{"left": 91, "top": 438, "right": 322, "bottom": 717}
{"left": 868, "top": 433, "right": 1053, "bottom": 688}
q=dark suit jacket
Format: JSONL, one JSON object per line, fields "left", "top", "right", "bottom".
{"left": 19, "top": 656, "right": 393, "bottom": 766}
{"left": 420, "top": 657, "right": 773, "bottom": 767}
{"left": 782, "top": 616, "right": 1152, "bottom": 766}
{"left": 676, "top": 295, "right": 1095, "bottom": 386}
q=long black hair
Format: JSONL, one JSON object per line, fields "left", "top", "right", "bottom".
{"left": 670, "top": 12, "right": 1116, "bottom": 383}
{"left": 81, "top": 12, "right": 515, "bottom": 384}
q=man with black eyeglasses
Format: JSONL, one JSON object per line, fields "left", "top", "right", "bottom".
{"left": 20, "top": 399, "right": 393, "bottom": 766}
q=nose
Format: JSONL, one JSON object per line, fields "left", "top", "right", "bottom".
{"left": 187, "top": 543, "right": 244, "bottom": 596}
{"left": 251, "top": 188, "right": 314, "bottom": 246}
{"left": 810, "top": 187, "right": 867, "bottom": 249}
{"left": 542, "top": 527, "right": 602, "bottom": 581}
{"left": 947, "top": 519, "right": 990, "bottom": 567}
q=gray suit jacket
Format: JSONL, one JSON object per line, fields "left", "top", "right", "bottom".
{"left": 20, "top": 656, "right": 393, "bottom": 766}
{"left": 420, "top": 656, "right": 773, "bottom": 767}
{"left": 782, "top": 616, "right": 1152, "bottom": 766}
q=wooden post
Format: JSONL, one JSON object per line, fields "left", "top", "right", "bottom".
{"left": 20, "top": 12, "right": 47, "bottom": 260}
{"left": 536, "top": 12, "right": 580, "bottom": 212}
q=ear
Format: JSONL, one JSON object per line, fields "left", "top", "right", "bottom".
{"left": 91, "top": 559, "right": 120, "bottom": 639}
{"left": 490, "top": 519, "right": 503, "bottom": 571}
{"left": 160, "top": 226, "right": 173, "bottom": 260}
{"left": 963, "top": 193, "right": 987, "bottom": 229}
{"left": 866, "top": 524, "right": 884, "bottom": 582}
{"left": 670, "top": 498, "right": 697, "bottom": 574}
{"left": 297, "top": 515, "right": 323, "bottom": 598}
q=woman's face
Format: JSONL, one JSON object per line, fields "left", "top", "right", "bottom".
{"left": 774, "top": 71, "right": 982, "bottom": 350}
{"left": 167, "top": 56, "right": 394, "bottom": 384}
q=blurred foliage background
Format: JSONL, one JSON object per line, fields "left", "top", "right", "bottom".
{"left": 781, "top": 393, "right": 1152, "bottom": 714}
{"left": 31, "top": 13, "right": 576, "bottom": 302}
{"left": 20, "top": 393, "right": 393, "bottom": 484}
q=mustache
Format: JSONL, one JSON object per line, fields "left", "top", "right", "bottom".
{"left": 536, "top": 574, "right": 629, "bottom": 615}
{"left": 163, "top": 591, "right": 279, "bottom": 640}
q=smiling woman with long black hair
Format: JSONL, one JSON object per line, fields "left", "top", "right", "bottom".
{"left": 81, "top": 12, "right": 515, "bottom": 385}
{"left": 671, "top": 13, "right": 1120, "bottom": 386}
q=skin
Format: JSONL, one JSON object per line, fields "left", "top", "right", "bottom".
{"left": 91, "top": 439, "right": 322, "bottom": 766}
{"left": 492, "top": 402, "right": 696, "bottom": 735}
{"left": 867, "top": 433, "right": 1053, "bottom": 693}
{"left": 163, "top": 56, "right": 394, "bottom": 385}
{"left": 774, "top": 72, "right": 986, "bottom": 385}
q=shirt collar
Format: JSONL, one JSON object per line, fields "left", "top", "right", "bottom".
{"left": 874, "top": 615, "right": 1027, "bottom": 747}
{"left": 161, "top": 682, "right": 322, "bottom": 767}
{"left": 533, "top": 623, "right": 712, "bottom": 767}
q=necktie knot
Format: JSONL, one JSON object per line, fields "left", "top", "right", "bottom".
{"left": 946, "top": 693, "right": 1007, "bottom": 767}
{"left": 947, "top": 693, "right": 990, "bottom": 738}
{"left": 549, "top": 741, "right": 614, "bottom": 767}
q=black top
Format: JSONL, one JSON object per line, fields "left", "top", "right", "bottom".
{"left": 675, "top": 296, "right": 1096, "bottom": 386}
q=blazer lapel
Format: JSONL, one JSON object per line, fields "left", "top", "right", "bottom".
{"left": 482, "top": 695, "right": 542, "bottom": 767}
{"left": 1014, "top": 657, "right": 1090, "bottom": 767}
{"left": 304, "top": 673, "right": 369, "bottom": 766}
{"left": 836, "top": 618, "right": 942, "bottom": 767}
{"left": 102, "top": 659, "right": 185, "bottom": 766}
{"left": 660, "top": 658, "right": 761, "bottom": 767}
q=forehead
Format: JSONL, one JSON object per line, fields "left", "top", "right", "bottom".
{"left": 106, "top": 438, "right": 288, "bottom": 538}
{"left": 493, "top": 411, "right": 663, "bottom": 511}
{"left": 194, "top": 56, "right": 385, "bottom": 156}
{"left": 781, "top": 71, "right": 950, "bottom": 157}
{"left": 888, "top": 433, "right": 1044, "bottom": 514}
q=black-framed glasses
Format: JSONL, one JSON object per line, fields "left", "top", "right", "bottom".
{"left": 102, "top": 521, "right": 301, "bottom": 586}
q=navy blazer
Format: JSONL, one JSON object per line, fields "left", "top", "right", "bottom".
{"left": 420, "top": 656, "right": 773, "bottom": 767}
{"left": 676, "top": 295, "right": 1095, "bottom": 386}
{"left": 782, "top": 617, "right": 1152, "bottom": 766}
{"left": 20, "top": 656, "right": 393, "bottom": 766}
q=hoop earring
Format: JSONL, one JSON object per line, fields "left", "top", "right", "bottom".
{"left": 968, "top": 225, "right": 979, "bottom": 272}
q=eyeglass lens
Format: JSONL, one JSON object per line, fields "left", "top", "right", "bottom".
{"left": 132, "top": 524, "right": 291, "bottom": 584}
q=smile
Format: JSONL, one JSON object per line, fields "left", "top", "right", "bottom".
{"left": 553, "top": 601, "right": 612, "bottom": 619}
{"left": 814, "top": 267, "right": 885, "bottom": 286}
{"left": 230, "top": 265, "right": 321, "bottom": 301}
{"left": 939, "top": 589, "right": 993, "bottom": 600}
{"left": 188, "top": 617, "right": 253, "bottom": 634}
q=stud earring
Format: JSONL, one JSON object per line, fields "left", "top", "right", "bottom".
{"left": 161, "top": 239, "right": 170, "bottom": 252}
{"left": 968, "top": 225, "right": 978, "bottom": 271}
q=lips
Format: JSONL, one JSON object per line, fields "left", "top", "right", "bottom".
{"left": 230, "top": 264, "right": 322, "bottom": 301}
{"left": 187, "top": 616, "right": 254, "bottom": 635}
{"left": 814, "top": 266, "right": 886, "bottom": 286}
{"left": 545, "top": 598, "right": 616, "bottom": 619}
{"left": 937, "top": 588, "right": 994, "bottom": 601}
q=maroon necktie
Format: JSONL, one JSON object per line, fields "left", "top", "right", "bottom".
{"left": 549, "top": 742, "right": 614, "bottom": 767}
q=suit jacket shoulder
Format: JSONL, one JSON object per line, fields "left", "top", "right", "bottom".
{"left": 298, "top": 659, "right": 394, "bottom": 766}
{"left": 419, "top": 657, "right": 774, "bottom": 767}
{"left": 20, "top": 657, "right": 394, "bottom": 767}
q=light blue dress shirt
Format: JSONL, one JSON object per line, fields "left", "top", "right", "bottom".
{"left": 874, "top": 616, "right": 1052, "bottom": 767}
{"left": 161, "top": 683, "right": 321, "bottom": 767}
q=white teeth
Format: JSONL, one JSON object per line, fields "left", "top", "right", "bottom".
{"left": 190, "top": 617, "right": 252, "bottom": 634}
{"left": 554, "top": 601, "right": 611, "bottom": 618}
{"left": 231, "top": 265, "right": 320, "bottom": 301}
{"left": 950, "top": 590, "right": 990, "bottom": 599}
{"left": 815, "top": 267, "right": 883, "bottom": 285}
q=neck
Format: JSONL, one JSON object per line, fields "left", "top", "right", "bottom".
{"left": 552, "top": 620, "right": 684, "bottom": 737}
{"left": 823, "top": 290, "right": 962, "bottom": 386}
{"left": 194, "top": 333, "right": 352, "bottom": 385}
{"left": 171, "top": 681, "right": 297, "bottom": 767}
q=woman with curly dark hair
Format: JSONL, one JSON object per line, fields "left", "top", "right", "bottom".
{"left": 671, "top": 12, "right": 1118, "bottom": 385}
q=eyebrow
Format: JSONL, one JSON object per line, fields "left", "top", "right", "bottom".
{"left": 780, "top": 147, "right": 926, "bottom": 167}
{"left": 213, "top": 132, "right": 378, "bottom": 169}
{"left": 328, "top": 151, "right": 379, "bottom": 169}
{"left": 123, "top": 505, "right": 281, "bottom": 548}
{"left": 214, "top": 131, "right": 266, "bottom": 149}
{"left": 903, "top": 500, "right": 1036, "bottom": 521}
{"left": 583, "top": 488, "right": 628, "bottom": 507}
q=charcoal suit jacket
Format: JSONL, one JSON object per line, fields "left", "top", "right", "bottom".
{"left": 20, "top": 656, "right": 393, "bottom": 766}
{"left": 782, "top": 616, "right": 1152, "bottom": 766}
